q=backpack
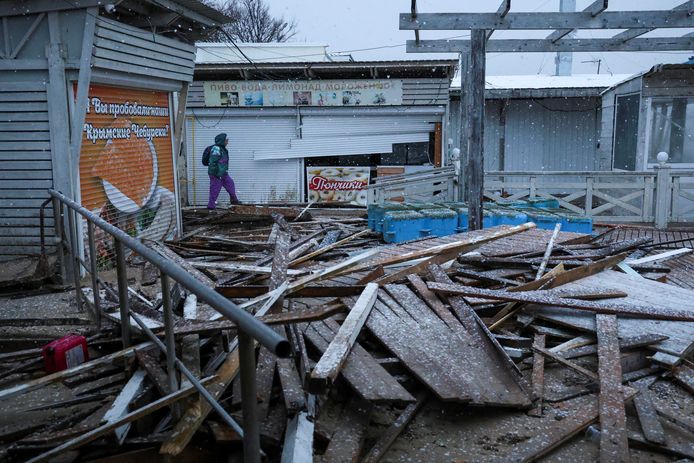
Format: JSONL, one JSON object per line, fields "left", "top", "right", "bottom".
{"left": 201, "top": 145, "right": 213, "bottom": 166}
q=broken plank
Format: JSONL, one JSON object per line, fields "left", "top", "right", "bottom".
{"left": 215, "top": 285, "right": 366, "bottom": 298}
{"left": 303, "top": 320, "right": 414, "bottom": 403}
{"left": 281, "top": 411, "right": 313, "bottom": 463}
{"left": 528, "top": 334, "right": 545, "bottom": 417}
{"left": 347, "top": 223, "right": 537, "bottom": 276}
{"left": 672, "top": 364, "right": 694, "bottom": 395}
{"left": 531, "top": 345, "right": 598, "bottom": 382}
{"left": 0, "top": 342, "right": 154, "bottom": 399}
{"left": 102, "top": 369, "right": 147, "bottom": 444}
{"left": 276, "top": 358, "right": 306, "bottom": 414}
{"left": 24, "top": 377, "right": 214, "bottom": 463}
{"left": 290, "top": 230, "right": 370, "bottom": 266}
{"left": 255, "top": 347, "right": 277, "bottom": 422}
{"left": 626, "top": 248, "right": 693, "bottom": 265}
{"left": 309, "top": 283, "right": 379, "bottom": 394}
{"left": 321, "top": 397, "right": 372, "bottom": 463}
{"left": 191, "top": 261, "right": 306, "bottom": 275}
{"left": 596, "top": 314, "right": 629, "bottom": 463}
{"left": 632, "top": 385, "right": 667, "bottom": 445}
{"left": 427, "top": 282, "right": 694, "bottom": 322}
{"left": 560, "top": 334, "right": 668, "bottom": 360}
{"left": 536, "top": 223, "right": 562, "bottom": 280}
{"left": 361, "top": 392, "right": 428, "bottom": 463}
{"left": 136, "top": 350, "right": 171, "bottom": 396}
{"left": 159, "top": 351, "right": 239, "bottom": 456}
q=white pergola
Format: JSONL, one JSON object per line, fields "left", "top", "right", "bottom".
{"left": 402, "top": 0, "right": 694, "bottom": 230}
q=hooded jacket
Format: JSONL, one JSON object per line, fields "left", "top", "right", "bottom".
{"left": 208, "top": 133, "right": 229, "bottom": 177}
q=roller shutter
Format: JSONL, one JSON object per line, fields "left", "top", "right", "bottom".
{"left": 186, "top": 114, "right": 301, "bottom": 206}
{"left": 78, "top": 84, "right": 178, "bottom": 262}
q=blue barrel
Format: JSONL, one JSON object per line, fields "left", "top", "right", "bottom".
{"left": 383, "top": 210, "right": 426, "bottom": 243}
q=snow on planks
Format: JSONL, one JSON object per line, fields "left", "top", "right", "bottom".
{"left": 365, "top": 285, "right": 531, "bottom": 407}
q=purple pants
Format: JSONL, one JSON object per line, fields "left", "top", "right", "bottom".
{"left": 208, "top": 174, "right": 238, "bottom": 209}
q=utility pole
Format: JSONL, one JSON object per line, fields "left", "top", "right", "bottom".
{"left": 554, "top": 0, "right": 575, "bottom": 76}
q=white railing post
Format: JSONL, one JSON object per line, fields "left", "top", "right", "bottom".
{"left": 585, "top": 177, "right": 593, "bottom": 218}
{"left": 643, "top": 175, "right": 654, "bottom": 221}
{"left": 655, "top": 164, "right": 672, "bottom": 229}
{"left": 529, "top": 176, "right": 537, "bottom": 199}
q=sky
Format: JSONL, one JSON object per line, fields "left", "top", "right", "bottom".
{"left": 263, "top": 0, "right": 693, "bottom": 76}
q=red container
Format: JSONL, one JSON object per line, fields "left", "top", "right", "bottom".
{"left": 42, "top": 335, "right": 89, "bottom": 373}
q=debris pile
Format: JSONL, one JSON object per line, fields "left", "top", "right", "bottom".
{"left": 1, "top": 207, "right": 693, "bottom": 462}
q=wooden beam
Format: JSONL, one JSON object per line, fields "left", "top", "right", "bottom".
{"left": 406, "top": 36, "right": 694, "bottom": 53}
{"left": 400, "top": 10, "right": 694, "bottom": 30}
{"left": 427, "top": 282, "right": 694, "bottom": 321}
{"left": 596, "top": 314, "right": 629, "bottom": 462}
{"left": 632, "top": 385, "right": 667, "bottom": 445}
{"left": 528, "top": 334, "right": 546, "bottom": 417}
{"left": 626, "top": 248, "right": 693, "bottom": 265}
{"left": 532, "top": 345, "right": 599, "bottom": 382}
{"left": 216, "top": 285, "right": 366, "bottom": 298}
{"left": 25, "top": 378, "right": 214, "bottom": 463}
{"left": 536, "top": 223, "right": 561, "bottom": 279}
{"left": 102, "top": 369, "right": 147, "bottom": 444}
{"left": 308, "top": 283, "right": 379, "bottom": 393}
{"left": 289, "top": 230, "right": 370, "bottom": 266}
{"left": 281, "top": 412, "right": 313, "bottom": 463}
{"left": 612, "top": 0, "right": 694, "bottom": 41}
{"left": 361, "top": 393, "right": 428, "bottom": 463}
{"left": 467, "top": 29, "right": 486, "bottom": 230}
{"left": 546, "top": 0, "right": 608, "bottom": 42}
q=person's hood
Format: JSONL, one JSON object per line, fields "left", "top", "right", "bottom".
{"left": 214, "top": 133, "right": 227, "bottom": 146}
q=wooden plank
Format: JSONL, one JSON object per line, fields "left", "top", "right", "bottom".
{"left": 136, "top": 350, "right": 171, "bottom": 396}
{"left": 361, "top": 392, "right": 428, "bottom": 463}
{"left": 0, "top": 343, "right": 152, "bottom": 401}
{"left": 25, "top": 378, "right": 213, "bottom": 463}
{"left": 309, "top": 283, "right": 379, "bottom": 393}
{"left": 528, "top": 334, "right": 545, "bottom": 417}
{"left": 500, "top": 396, "right": 599, "bottom": 462}
{"left": 427, "top": 282, "right": 694, "bottom": 322}
{"left": 303, "top": 319, "right": 414, "bottom": 403}
{"left": 281, "top": 411, "right": 313, "bottom": 463}
{"left": 626, "top": 248, "right": 693, "bottom": 265}
{"left": 102, "top": 369, "right": 147, "bottom": 444}
{"left": 192, "top": 261, "right": 306, "bottom": 276}
{"left": 672, "top": 364, "right": 694, "bottom": 394}
{"left": 536, "top": 223, "right": 562, "bottom": 279}
{"left": 321, "top": 397, "right": 372, "bottom": 463}
{"left": 349, "top": 223, "right": 536, "bottom": 276}
{"left": 276, "top": 358, "right": 306, "bottom": 414}
{"left": 254, "top": 347, "right": 276, "bottom": 421}
{"left": 290, "top": 229, "right": 370, "bottom": 266}
{"left": 532, "top": 345, "right": 599, "bottom": 382}
{"left": 633, "top": 385, "right": 667, "bottom": 445}
{"left": 216, "top": 285, "right": 366, "bottom": 298}
{"left": 159, "top": 351, "right": 239, "bottom": 456}
{"left": 596, "top": 314, "right": 629, "bottom": 462}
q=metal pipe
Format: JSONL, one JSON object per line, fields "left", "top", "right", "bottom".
{"left": 114, "top": 241, "right": 131, "bottom": 348}
{"left": 66, "top": 207, "right": 83, "bottom": 313}
{"left": 48, "top": 189, "right": 289, "bottom": 358}
{"left": 126, "top": 309, "right": 244, "bottom": 438}
{"left": 238, "top": 330, "right": 261, "bottom": 463}
{"left": 52, "top": 197, "right": 66, "bottom": 280}
{"left": 160, "top": 273, "right": 178, "bottom": 396}
{"left": 87, "top": 221, "right": 101, "bottom": 330}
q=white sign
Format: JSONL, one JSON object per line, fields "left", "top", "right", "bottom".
{"left": 307, "top": 166, "right": 370, "bottom": 206}
{"left": 203, "top": 80, "right": 403, "bottom": 107}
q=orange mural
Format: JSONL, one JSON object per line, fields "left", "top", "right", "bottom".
{"left": 79, "top": 84, "right": 177, "bottom": 262}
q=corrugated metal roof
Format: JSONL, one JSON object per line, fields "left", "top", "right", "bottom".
{"left": 157, "top": 0, "right": 233, "bottom": 25}
{"left": 451, "top": 73, "right": 632, "bottom": 90}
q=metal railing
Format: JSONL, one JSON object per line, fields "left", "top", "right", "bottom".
{"left": 43, "top": 189, "right": 290, "bottom": 462}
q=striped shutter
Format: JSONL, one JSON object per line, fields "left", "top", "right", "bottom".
{"left": 0, "top": 82, "right": 53, "bottom": 262}
{"left": 78, "top": 84, "right": 178, "bottom": 264}
{"left": 186, "top": 114, "right": 301, "bottom": 206}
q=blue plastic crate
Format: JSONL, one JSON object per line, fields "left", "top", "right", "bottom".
{"left": 419, "top": 208, "right": 458, "bottom": 238}
{"left": 489, "top": 207, "right": 529, "bottom": 227}
{"left": 526, "top": 211, "right": 563, "bottom": 231}
{"left": 369, "top": 202, "right": 410, "bottom": 233}
{"left": 561, "top": 214, "right": 593, "bottom": 234}
{"left": 382, "top": 210, "right": 425, "bottom": 243}
{"left": 511, "top": 198, "right": 560, "bottom": 210}
{"left": 455, "top": 207, "right": 495, "bottom": 232}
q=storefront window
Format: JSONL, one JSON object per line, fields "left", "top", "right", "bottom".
{"left": 648, "top": 97, "right": 694, "bottom": 164}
